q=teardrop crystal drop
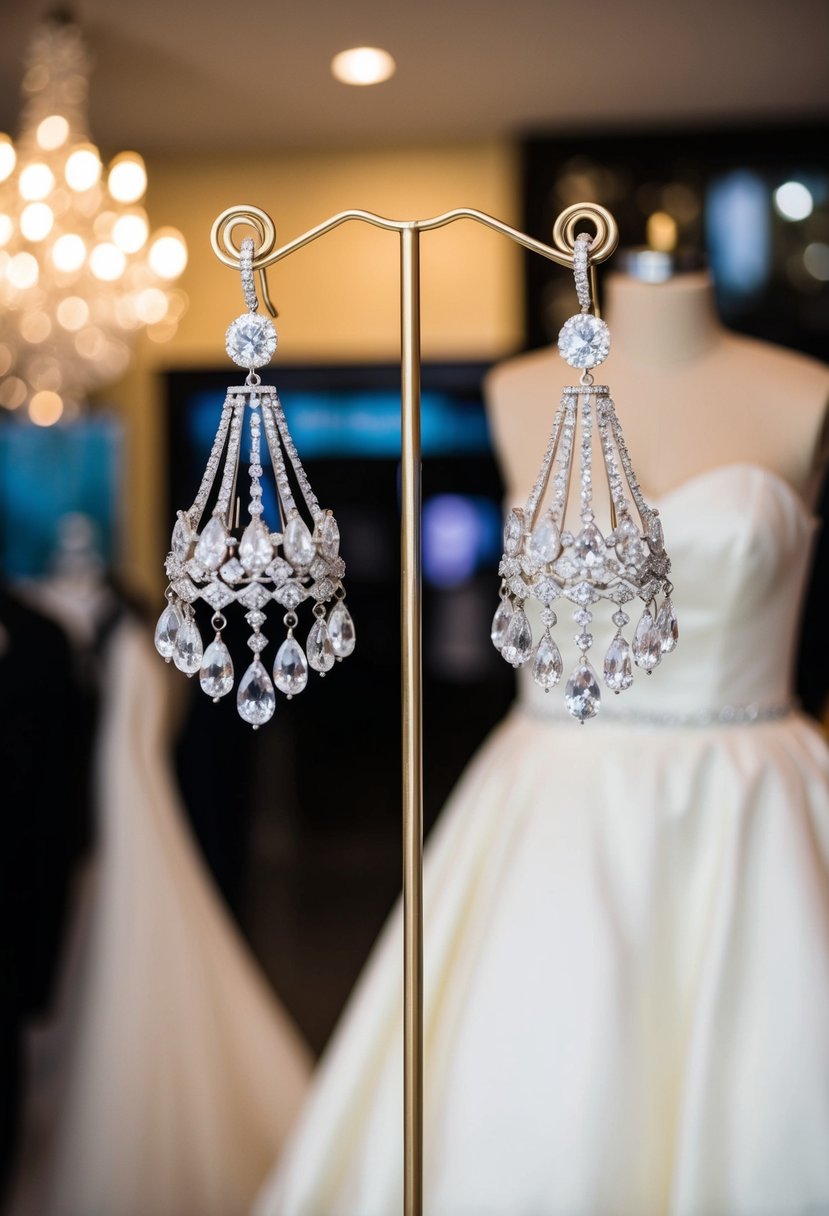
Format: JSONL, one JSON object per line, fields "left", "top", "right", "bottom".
{"left": 503, "top": 508, "right": 524, "bottom": 557}
{"left": 501, "top": 606, "right": 533, "bottom": 667}
{"left": 239, "top": 519, "right": 273, "bottom": 575}
{"left": 171, "top": 516, "right": 193, "bottom": 561}
{"left": 237, "top": 660, "right": 276, "bottom": 726}
{"left": 307, "top": 619, "right": 335, "bottom": 673}
{"left": 527, "top": 511, "right": 561, "bottom": 564}
{"left": 283, "top": 516, "right": 316, "bottom": 569}
{"left": 565, "top": 661, "right": 602, "bottom": 721}
{"left": 328, "top": 601, "right": 356, "bottom": 658}
{"left": 574, "top": 521, "right": 606, "bottom": 565}
{"left": 200, "top": 638, "right": 234, "bottom": 699}
{"left": 173, "top": 618, "right": 203, "bottom": 675}
{"left": 490, "top": 598, "right": 513, "bottom": 651}
{"left": 273, "top": 636, "right": 309, "bottom": 695}
{"left": 154, "top": 602, "right": 182, "bottom": 660}
{"left": 603, "top": 632, "right": 634, "bottom": 693}
{"left": 319, "top": 514, "right": 340, "bottom": 560}
{"left": 532, "top": 631, "right": 563, "bottom": 690}
{"left": 647, "top": 512, "right": 664, "bottom": 553}
{"left": 656, "top": 598, "right": 679, "bottom": 654}
{"left": 194, "top": 516, "right": 229, "bottom": 571}
{"left": 632, "top": 609, "right": 662, "bottom": 671}
{"left": 614, "top": 516, "right": 647, "bottom": 568}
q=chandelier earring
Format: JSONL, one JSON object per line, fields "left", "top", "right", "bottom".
{"left": 491, "top": 232, "right": 678, "bottom": 722}
{"left": 155, "top": 237, "right": 355, "bottom": 727}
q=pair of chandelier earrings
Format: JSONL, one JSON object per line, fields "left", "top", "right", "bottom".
{"left": 155, "top": 232, "right": 677, "bottom": 724}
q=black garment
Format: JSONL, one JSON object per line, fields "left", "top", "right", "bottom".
{"left": 0, "top": 586, "right": 84, "bottom": 1196}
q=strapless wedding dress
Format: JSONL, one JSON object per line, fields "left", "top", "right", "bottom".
{"left": 255, "top": 463, "right": 829, "bottom": 1216}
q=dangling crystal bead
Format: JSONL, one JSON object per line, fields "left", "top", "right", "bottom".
{"left": 603, "top": 632, "right": 634, "bottom": 693}
{"left": 200, "top": 638, "right": 234, "bottom": 700}
{"left": 173, "top": 618, "right": 203, "bottom": 675}
{"left": 532, "top": 631, "right": 563, "bottom": 690}
{"left": 328, "top": 601, "right": 356, "bottom": 658}
{"left": 239, "top": 519, "right": 273, "bottom": 575}
{"left": 490, "top": 598, "right": 513, "bottom": 651}
{"left": 656, "top": 598, "right": 679, "bottom": 653}
{"left": 501, "top": 606, "right": 533, "bottom": 667}
{"left": 307, "top": 619, "right": 335, "bottom": 673}
{"left": 574, "top": 521, "right": 605, "bottom": 564}
{"left": 632, "top": 609, "right": 662, "bottom": 671}
{"left": 647, "top": 512, "right": 664, "bottom": 553}
{"left": 565, "top": 661, "right": 602, "bottom": 721}
{"left": 237, "top": 660, "right": 276, "bottom": 726}
{"left": 503, "top": 508, "right": 524, "bottom": 557}
{"left": 284, "top": 516, "right": 316, "bottom": 569}
{"left": 273, "top": 636, "right": 309, "bottom": 696}
{"left": 194, "top": 516, "right": 229, "bottom": 571}
{"left": 171, "top": 516, "right": 193, "bottom": 561}
{"left": 319, "top": 514, "right": 340, "bottom": 560}
{"left": 527, "top": 511, "right": 561, "bottom": 564}
{"left": 154, "top": 602, "right": 182, "bottom": 660}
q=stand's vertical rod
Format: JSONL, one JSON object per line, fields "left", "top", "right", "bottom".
{"left": 400, "top": 223, "right": 423, "bottom": 1216}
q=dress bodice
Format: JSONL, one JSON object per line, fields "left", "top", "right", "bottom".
{"left": 519, "top": 464, "right": 819, "bottom": 722}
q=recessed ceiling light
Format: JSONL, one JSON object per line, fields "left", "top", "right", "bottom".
{"left": 331, "top": 46, "right": 396, "bottom": 87}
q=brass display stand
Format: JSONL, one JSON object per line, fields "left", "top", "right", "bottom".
{"left": 210, "top": 201, "right": 619, "bottom": 1216}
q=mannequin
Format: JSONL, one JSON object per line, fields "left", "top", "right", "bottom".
{"left": 486, "top": 260, "right": 829, "bottom": 509}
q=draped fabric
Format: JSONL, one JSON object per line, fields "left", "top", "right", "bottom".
{"left": 49, "top": 621, "right": 311, "bottom": 1216}
{"left": 257, "top": 465, "right": 829, "bottom": 1216}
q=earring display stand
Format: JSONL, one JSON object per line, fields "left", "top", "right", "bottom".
{"left": 210, "top": 200, "right": 619, "bottom": 1216}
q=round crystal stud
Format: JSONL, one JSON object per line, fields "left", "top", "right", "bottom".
{"left": 225, "top": 313, "right": 278, "bottom": 369}
{"left": 557, "top": 314, "right": 611, "bottom": 370}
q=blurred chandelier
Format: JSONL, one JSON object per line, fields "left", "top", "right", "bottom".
{"left": 0, "top": 13, "right": 188, "bottom": 425}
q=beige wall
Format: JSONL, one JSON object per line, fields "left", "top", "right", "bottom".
{"left": 106, "top": 140, "right": 522, "bottom": 598}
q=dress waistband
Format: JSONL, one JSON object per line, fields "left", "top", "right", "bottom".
{"left": 517, "top": 699, "right": 797, "bottom": 729}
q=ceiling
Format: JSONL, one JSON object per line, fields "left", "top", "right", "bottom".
{"left": 0, "top": 0, "right": 828, "bottom": 153}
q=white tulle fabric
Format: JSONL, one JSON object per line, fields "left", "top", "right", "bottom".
{"left": 256, "top": 465, "right": 829, "bottom": 1216}
{"left": 49, "top": 621, "right": 311, "bottom": 1216}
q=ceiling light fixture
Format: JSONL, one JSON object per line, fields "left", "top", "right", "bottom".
{"left": 0, "top": 14, "right": 187, "bottom": 423}
{"left": 331, "top": 46, "right": 396, "bottom": 87}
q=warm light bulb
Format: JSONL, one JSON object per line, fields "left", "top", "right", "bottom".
{"left": 36, "top": 114, "right": 70, "bottom": 150}
{"left": 804, "top": 242, "right": 829, "bottom": 282}
{"left": 107, "top": 153, "right": 147, "bottom": 203}
{"left": 331, "top": 46, "right": 396, "bottom": 86}
{"left": 52, "top": 233, "right": 87, "bottom": 272}
{"left": 65, "top": 145, "right": 101, "bottom": 191}
{"left": 57, "top": 296, "right": 89, "bottom": 330}
{"left": 774, "top": 181, "right": 814, "bottom": 222}
{"left": 112, "top": 211, "right": 149, "bottom": 253}
{"left": 7, "top": 251, "right": 39, "bottom": 289}
{"left": 135, "top": 287, "right": 169, "bottom": 323}
{"left": 19, "top": 162, "right": 55, "bottom": 200}
{"left": 90, "top": 242, "right": 126, "bottom": 281}
{"left": 20, "top": 311, "right": 52, "bottom": 343}
{"left": 93, "top": 210, "right": 118, "bottom": 240}
{"left": 0, "top": 214, "right": 13, "bottom": 247}
{"left": 0, "top": 135, "right": 16, "bottom": 182}
{"left": 148, "top": 229, "right": 187, "bottom": 279}
{"left": 0, "top": 377, "right": 27, "bottom": 410}
{"left": 29, "top": 390, "right": 64, "bottom": 426}
{"left": 75, "top": 327, "right": 105, "bottom": 358}
{"left": 646, "top": 210, "right": 678, "bottom": 253}
{"left": 20, "top": 202, "right": 54, "bottom": 241}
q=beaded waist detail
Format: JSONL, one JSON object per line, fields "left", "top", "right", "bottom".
{"left": 517, "top": 699, "right": 796, "bottom": 729}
